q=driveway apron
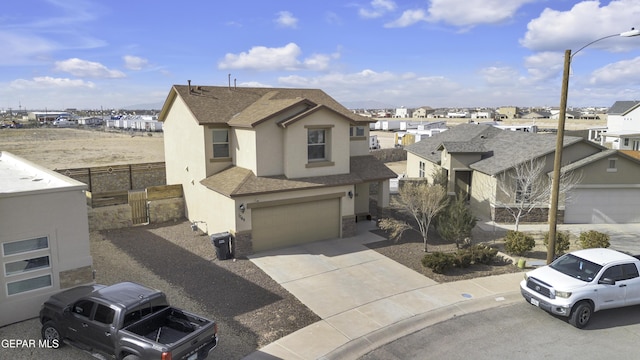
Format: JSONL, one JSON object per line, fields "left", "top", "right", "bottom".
{"left": 248, "top": 221, "right": 438, "bottom": 320}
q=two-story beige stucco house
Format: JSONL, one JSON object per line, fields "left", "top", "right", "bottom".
{"left": 159, "top": 85, "right": 396, "bottom": 256}
{"left": 405, "top": 124, "right": 640, "bottom": 224}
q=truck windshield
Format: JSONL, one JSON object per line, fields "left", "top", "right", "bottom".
{"left": 550, "top": 254, "right": 602, "bottom": 282}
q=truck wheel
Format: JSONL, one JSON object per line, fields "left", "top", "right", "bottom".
{"left": 41, "top": 321, "right": 63, "bottom": 348}
{"left": 122, "top": 355, "right": 140, "bottom": 360}
{"left": 569, "top": 302, "right": 593, "bottom": 329}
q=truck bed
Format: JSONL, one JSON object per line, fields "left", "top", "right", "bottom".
{"left": 124, "top": 307, "right": 210, "bottom": 345}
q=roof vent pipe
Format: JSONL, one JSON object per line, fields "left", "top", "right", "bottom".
{"left": 188, "top": 80, "right": 192, "bottom": 94}
{"left": 228, "top": 74, "right": 231, "bottom": 89}
{"left": 234, "top": 78, "right": 237, "bottom": 89}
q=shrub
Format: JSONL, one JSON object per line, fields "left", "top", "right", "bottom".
{"left": 453, "top": 252, "right": 473, "bottom": 268}
{"left": 466, "top": 244, "right": 499, "bottom": 265}
{"left": 579, "top": 230, "right": 610, "bottom": 249}
{"left": 543, "top": 231, "right": 571, "bottom": 255}
{"left": 422, "top": 252, "right": 455, "bottom": 274}
{"left": 504, "top": 230, "right": 535, "bottom": 256}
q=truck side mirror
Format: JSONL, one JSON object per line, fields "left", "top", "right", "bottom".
{"left": 599, "top": 277, "right": 616, "bottom": 285}
{"left": 63, "top": 306, "right": 71, "bottom": 314}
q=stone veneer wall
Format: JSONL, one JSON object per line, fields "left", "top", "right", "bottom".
{"left": 342, "top": 215, "right": 357, "bottom": 238}
{"left": 232, "top": 231, "right": 253, "bottom": 259}
{"left": 148, "top": 198, "right": 185, "bottom": 224}
{"left": 88, "top": 204, "right": 132, "bottom": 231}
{"left": 57, "top": 162, "right": 166, "bottom": 193}
{"left": 493, "top": 207, "right": 564, "bottom": 224}
{"left": 59, "top": 266, "right": 94, "bottom": 289}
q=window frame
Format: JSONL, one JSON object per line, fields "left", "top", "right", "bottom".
{"left": 419, "top": 161, "right": 425, "bottom": 178}
{"left": 211, "top": 128, "right": 230, "bottom": 160}
{"left": 349, "top": 126, "right": 365, "bottom": 138}
{"left": 607, "top": 158, "right": 617, "bottom": 173}
{"left": 307, "top": 128, "right": 328, "bottom": 162}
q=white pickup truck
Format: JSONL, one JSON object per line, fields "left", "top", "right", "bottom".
{"left": 520, "top": 248, "right": 640, "bottom": 328}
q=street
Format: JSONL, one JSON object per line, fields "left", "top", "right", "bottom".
{"left": 361, "top": 301, "right": 640, "bottom": 359}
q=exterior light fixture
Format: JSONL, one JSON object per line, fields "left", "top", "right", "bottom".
{"left": 348, "top": 191, "right": 354, "bottom": 199}
{"left": 239, "top": 203, "right": 246, "bottom": 213}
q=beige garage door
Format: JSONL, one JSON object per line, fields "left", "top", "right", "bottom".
{"left": 252, "top": 198, "right": 340, "bottom": 252}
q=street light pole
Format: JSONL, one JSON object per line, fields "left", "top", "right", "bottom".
{"left": 547, "top": 29, "right": 640, "bottom": 264}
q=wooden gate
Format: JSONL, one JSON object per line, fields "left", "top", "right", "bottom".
{"left": 128, "top": 190, "right": 149, "bottom": 225}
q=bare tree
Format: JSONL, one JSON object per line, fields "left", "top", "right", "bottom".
{"left": 496, "top": 158, "right": 581, "bottom": 231}
{"left": 379, "top": 181, "right": 449, "bottom": 252}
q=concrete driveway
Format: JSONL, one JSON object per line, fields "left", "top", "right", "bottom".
{"left": 246, "top": 221, "right": 521, "bottom": 359}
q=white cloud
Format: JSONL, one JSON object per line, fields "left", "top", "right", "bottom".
{"left": 123, "top": 55, "right": 149, "bottom": 71}
{"left": 521, "top": 0, "right": 640, "bottom": 52}
{"left": 359, "top": 0, "right": 397, "bottom": 19}
{"left": 523, "top": 52, "right": 564, "bottom": 83}
{"left": 10, "top": 76, "right": 95, "bottom": 89}
{"left": 275, "top": 11, "right": 298, "bottom": 28}
{"left": 427, "top": 0, "right": 534, "bottom": 27}
{"left": 54, "top": 58, "right": 126, "bottom": 78}
{"left": 589, "top": 56, "right": 640, "bottom": 85}
{"left": 385, "top": 9, "right": 427, "bottom": 28}
{"left": 218, "top": 43, "right": 339, "bottom": 71}
{"left": 479, "top": 66, "right": 521, "bottom": 86}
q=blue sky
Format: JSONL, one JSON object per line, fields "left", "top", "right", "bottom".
{"left": 2, "top": 0, "right": 640, "bottom": 111}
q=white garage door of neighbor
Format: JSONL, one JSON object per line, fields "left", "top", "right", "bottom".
{"left": 251, "top": 198, "right": 340, "bottom": 252}
{"left": 565, "top": 188, "right": 640, "bottom": 224}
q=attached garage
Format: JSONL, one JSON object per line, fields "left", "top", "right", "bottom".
{"left": 565, "top": 187, "right": 640, "bottom": 224}
{"left": 251, "top": 197, "right": 341, "bottom": 252}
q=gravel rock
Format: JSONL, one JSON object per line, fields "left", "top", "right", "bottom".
{"left": 0, "top": 220, "right": 320, "bottom": 359}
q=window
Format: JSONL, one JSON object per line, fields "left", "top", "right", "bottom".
{"left": 5, "top": 256, "right": 50, "bottom": 276}
{"left": 515, "top": 179, "right": 532, "bottom": 203}
{"left": 94, "top": 304, "right": 115, "bottom": 324}
{"left": 601, "top": 264, "right": 638, "bottom": 282}
{"left": 607, "top": 158, "right": 617, "bottom": 172}
{"left": 212, "top": 129, "right": 230, "bottom": 159}
{"left": 3, "top": 237, "right": 48, "bottom": 256}
{"left": 73, "top": 300, "right": 95, "bottom": 318}
{"left": 7, "top": 274, "right": 52, "bottom": 295}
{"left": 419, "top": 161, "right": 425, "bottom": 178}
{"left": 308, "top": 129, "right": 327, "bottom": 161}
{"left": 350, "top": 126, "right": 365, "bottom": 137}
{"left": 624, "top": 138, "right": 630, "bottom": 146}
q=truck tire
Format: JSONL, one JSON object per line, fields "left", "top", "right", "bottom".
{"left": 41, "top": 321, "right": 63, "bottom": 348}
{"left": 569, "top": 301, "right": 593, "bottom": 329}
{"left": 122, "top": 355, "right": 140, "bottom": 360}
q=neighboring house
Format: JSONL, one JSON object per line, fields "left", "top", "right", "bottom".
{"left": 496, "top": 106, "right": 519, "bottom": 119}
{"left": 0, "top": 152, "right": 93, "bottom": 326}
{"left": 412, "top": 107, "right": 433, "bottom": 118}
{"left": 603, "top": 101, "right": 640, "bottom": 150}
{"left": 158, "top": 85, "right": 396, "bottom": 256}
{"left": 394, "top": 107, "right": 410, "bottom": 118}
{"left": 405, "top": 124, "right": 640, "bottom": 224}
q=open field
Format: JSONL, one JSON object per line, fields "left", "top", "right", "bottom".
{"left": 0, "top": 128, "right": 165, "bottom": 170}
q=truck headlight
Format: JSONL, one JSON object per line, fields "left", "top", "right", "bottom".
{"left": 555, "top": 290, "right": 572, "bottom": 298}
{"left": 524, "top": 273, "right": 529, "bottom": 281}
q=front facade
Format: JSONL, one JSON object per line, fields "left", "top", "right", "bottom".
{"left": 0, "top": 152, "right": 93, "bottom": 326}
{"left": 604, "top": 101, "right": 640, "bottom": 150}
{"left": 405, "top": 124, "right": 640, "bottom": 224}
{"left": 159, "top": 85, "right": 396, "bottom": 255}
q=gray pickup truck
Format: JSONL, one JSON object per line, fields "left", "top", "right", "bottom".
{"left": 39, "top": 282, "right": 218, "bottom": 360}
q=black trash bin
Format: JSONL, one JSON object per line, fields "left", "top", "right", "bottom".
{"left": 211, "top": 232, "right": 232, "bottom": 260}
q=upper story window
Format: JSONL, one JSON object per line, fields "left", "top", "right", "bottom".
{"left": 607, "top": 158, "right": 617, "bottom": 172}
{"left": 350, "top": 126, "right": 365, "bottom": 137}
{"left": 419, "top": 161, "right": 425, "bottom": 178}
{"left": 212, "top": 129, "right": 230, "bottom": 159}
{"left": 308, "top": 128, "right": 327, "bottom": 161}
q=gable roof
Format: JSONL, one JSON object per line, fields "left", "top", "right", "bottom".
{"left": 405, "top": 123, "right": 597, "bottom": 176}
{"left": 200, "top": 155, "right": 397, "bottom": 197}
{"left": 158, "top": 85, "right": 373, "bottom": 126}
{"left": 609, "top": 101, "right": 640, "bottom": 115}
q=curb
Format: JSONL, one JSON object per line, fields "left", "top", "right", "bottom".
{"left": 319, "top": 291, "right": 522, "bottom": 360}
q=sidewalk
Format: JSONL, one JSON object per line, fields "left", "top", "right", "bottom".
{"left": 244, "top": 222, "right": 525, "bottom": 360}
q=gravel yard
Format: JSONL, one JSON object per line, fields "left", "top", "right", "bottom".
{"left": 0, "top": 221, "right": 320, "bottom": 359}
